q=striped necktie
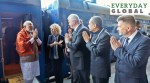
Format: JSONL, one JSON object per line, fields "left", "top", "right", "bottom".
{"left": 124, "top": 38, "right": 130, "bottom": 48}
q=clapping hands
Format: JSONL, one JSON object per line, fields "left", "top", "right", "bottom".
{"left": 53, "top": 40, "right": 63, "bottom": 46}
{"left": 65, "top": 33, "right": 72, "bottom": 43}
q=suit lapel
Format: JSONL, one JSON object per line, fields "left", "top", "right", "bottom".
{"left": 126, "top": 32, "right": 141, "bottom": 50}
{"left": 72, "top": 31, "right": 76, "bottom": 42}
{"left": 76, "top": 24, "right": 82, "bottom": 33}
{"left": 72, "top": 24, "right": 82, "bottom": 42}
{"left": 72, "top": 30, "right": 76, "bottom": 36}
{"left": 93, "top": 28, "right": 105, "bottom": 44}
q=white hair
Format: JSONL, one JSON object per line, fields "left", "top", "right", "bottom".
{"left": 23, "top": 20, "right": 34, "bottom": 28}
{"left": 67, "top": 14, "right": 80, "bottom": 22}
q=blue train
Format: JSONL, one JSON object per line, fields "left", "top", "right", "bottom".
{"left": 44, "top": 0, "right": 150, "bottom": 80}
{"left": 0, "top": 0, "right": 150, "bottom": 82}
{"left": 45, "top": 0, "right": 150, "bottom": 35}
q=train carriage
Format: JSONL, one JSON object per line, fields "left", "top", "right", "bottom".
{"left": 43, "top": 0, "right": 150, "bottom": 81}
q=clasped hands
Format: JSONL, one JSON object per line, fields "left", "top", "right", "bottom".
{"left": 82, "top": 31, "right": 90, "bottom": 43}
{"left": 65, "top": 31, "right": 90, "bottom": 43}
{"left": 65, "top": 33, "right": 72, "bottom": 43}
{"left": 33, "top": 29, "right": 38, "bottom": 39}
{"left": 82, "top": 31, "right": 122, "bottom": 51}
{"left": 110, "top": 36, "right": 122, "bottom": 51}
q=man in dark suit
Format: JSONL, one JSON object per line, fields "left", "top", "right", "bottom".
{"left": 82, "top": 16, "right": 111, "bottom": 83}
{"left": 65, "top": 14, "right": 90, "bottom": 83}
{"left": 110, "top": 15, "right": 150, "bottom": 83}
{"left": 47, "top": 23, "right": 65, "bottom": 83}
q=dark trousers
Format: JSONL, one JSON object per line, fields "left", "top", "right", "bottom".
{"left": 92, "top": 76, "right": 109, "bottom": 83}
{"left": 53, "top": 59, "right": 63, "bottom": 83}
{"left": 72, "top": 69, "right": 90, "bottom": 83}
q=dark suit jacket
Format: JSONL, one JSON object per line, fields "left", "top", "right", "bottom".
{"left": 86, "top": 29, "right": 111, "bottom": 78}
{"left": 47, "top": 35, "right": 65, "bottom": 60}
{"left": 67, "top": 24, "right": 90, "bottom": 70}
{"left": 114, "top": 31, "right": 150, "bottom": 83}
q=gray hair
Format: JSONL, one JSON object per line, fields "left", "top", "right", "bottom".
{"left": 89, "top": 16, "right": 103, "bottom": 28}
{"left": 23, "top": 20, "right": 34, "bottom": 27}
{"left": 67, "top": 14, "right": 80, "bottom": 22}
{"left": 50, "top": 23, "right": 62, "bottom": 35}
{"left": 117, "top": 15, "right": 135, "bottom": 28}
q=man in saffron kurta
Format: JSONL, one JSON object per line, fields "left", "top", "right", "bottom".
{"left": 16, "top": 21, "right": 42, "bottom": 83}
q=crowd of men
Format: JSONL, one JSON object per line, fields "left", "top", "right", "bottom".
{"left": 15, "top": 14, "right": 150, "bottom": 83}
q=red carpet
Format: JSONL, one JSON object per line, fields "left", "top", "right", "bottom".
{"left": 4, "top": 63, "right": 21, "bottom": 76}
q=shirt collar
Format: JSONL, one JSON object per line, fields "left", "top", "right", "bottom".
{"left": 74, "top": 24, "right": 80, "bottom": 31}
{"left": 128, "top": 30, "right": 138, "bottom": 44}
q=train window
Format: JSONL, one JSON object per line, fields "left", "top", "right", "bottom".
{"left": 106, "top": 25, "right": 119, "bottom": 39}
{"left": 146, "top": 25, "right": 150, "bottom": 36}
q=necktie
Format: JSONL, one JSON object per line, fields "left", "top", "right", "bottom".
{"left": 54, "top": 36, "right": 59, "bottom": 59}
{"left": 71, "top": 31, "right": 75, "bottom": 41}
{"left": 73, "top": 30, "right": 76, "bottom": 33}
{"left": 124, "top": 38, "right": 129, "bottom": 48}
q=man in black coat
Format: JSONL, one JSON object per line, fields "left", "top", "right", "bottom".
{"left": 82, "top": 16, "right": 111, "bottom": 83}
{"left": 65, "top": 14, "right": 90, "bottom": 83}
